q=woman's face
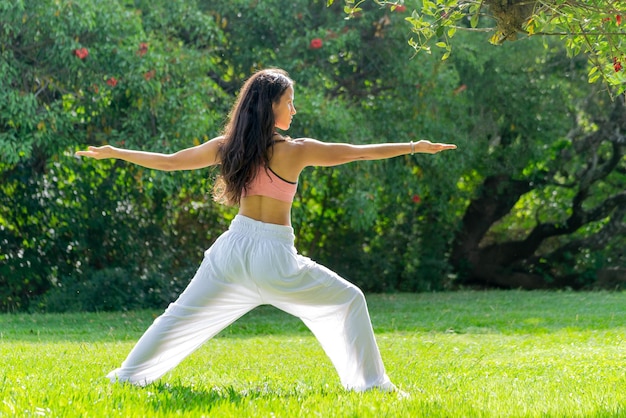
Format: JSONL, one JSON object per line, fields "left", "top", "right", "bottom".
{"left": 273, "top": 85, "right": 296, "bottom": 131}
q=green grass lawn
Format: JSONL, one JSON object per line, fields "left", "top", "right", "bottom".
{"left": 2, "top": 291, "right": 626, "bottom": 417}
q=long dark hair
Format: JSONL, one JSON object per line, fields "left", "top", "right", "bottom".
{"left": 213, "top": 68, "right": 293, "bottom": 206}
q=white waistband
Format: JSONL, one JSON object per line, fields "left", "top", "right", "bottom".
{"left": 228, "top": 215, "right": 295, "bottom": 243}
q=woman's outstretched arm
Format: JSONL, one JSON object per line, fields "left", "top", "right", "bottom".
{"left": 293, "top": 138, "right": 457, "bottom": 168}
{"left": 75, "top": 136, "right": 223, "bottom": 171}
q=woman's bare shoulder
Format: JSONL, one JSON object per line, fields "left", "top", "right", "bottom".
{"left": 270, "top": 137, "right": 316, "bottom": 175}
{"left": 279, "top": 138, "right": 321, "bottom": 157}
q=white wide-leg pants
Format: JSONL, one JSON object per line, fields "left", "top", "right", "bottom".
{"left": 106, "top": 215, "right": 392, "bottom": 391}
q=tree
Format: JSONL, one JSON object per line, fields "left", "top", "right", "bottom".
{"left": 447, "top": 34, "right": 625, "bottom": 288}
{"left": 332, "top": 1, "right": 626, "bottom": 288}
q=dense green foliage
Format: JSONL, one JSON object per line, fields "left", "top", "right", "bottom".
{"left": 2, "top": 291, "right": 626, "bottom": 416}
{"left": 1, "top": 0, "right": 231, "bottom": 310}
{"left": 1, "top": 0, "right": 624, "bottom": 311}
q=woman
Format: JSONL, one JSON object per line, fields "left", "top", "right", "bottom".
{"left": 76, "top": 68, "right": 456, "bottom": 393}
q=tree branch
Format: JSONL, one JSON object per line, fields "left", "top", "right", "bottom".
{"left": 532, "top": 204, "right": 626, "bottom": 268}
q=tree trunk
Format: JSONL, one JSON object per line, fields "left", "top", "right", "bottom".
{"left": 452, "top": 96, "right": 626, "bottom": 289}
{"left": 450, "top": 175, "right": 531, "bottom": 279}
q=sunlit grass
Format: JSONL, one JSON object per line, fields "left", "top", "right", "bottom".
{"left": 2, "top": 291, "right": 626, "bottom": 417}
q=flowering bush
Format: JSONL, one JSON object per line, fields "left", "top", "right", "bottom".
{"left": 0, "top": 0, "right": 227, "bottom": 310}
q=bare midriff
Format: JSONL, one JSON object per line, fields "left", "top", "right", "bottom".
{"left": 238, "top": 195, "right": 293, "bottom": 226}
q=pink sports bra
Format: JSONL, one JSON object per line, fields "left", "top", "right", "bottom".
{"left": 243, "top": 166, "right": 298, "bottom": 203}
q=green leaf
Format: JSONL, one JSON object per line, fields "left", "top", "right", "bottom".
{"left": 588, "top": 72, "right": 601, "bottom": 83}
{"left": 423, "top": 0, "right": 436, "bottom": 11}
{"left": 470, "top": 12, "right": 479, "bottom": 28}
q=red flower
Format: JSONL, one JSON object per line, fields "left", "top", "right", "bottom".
{"left": 106, "top": 77, "right": 118, "bottom": 87}
{"left": 310, "top": 38, "right": 323, "bottom": 49}
{"left": 73, "top": 48, "right": 89, "bottom": 60}
{"left": 412, "top": 194, "right": 422, "bottom": 204}
{"left": 137, "top": 42, "right": 149, "bottom": 57}
{"left": 143, "top": 70, "right": 156, "bottom": 81}
{"left": 394, "top": 5, "right": 407, "bottom": 13}
{"left": 614, "top": 57, "right": 623, "bottom": 73}
{"left": 617, "top": 15, "right": 622, "bottom": 26}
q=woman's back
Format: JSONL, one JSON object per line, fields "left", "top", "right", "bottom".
{"left": 238, "top": 138, "right": 302, "bottom": 226}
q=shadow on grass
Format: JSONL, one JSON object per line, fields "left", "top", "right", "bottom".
{"left": 143, "top": 381, "right": 314, "bottom": 414}
{"left": 3, "top": 291, "right": 626, "bottom": 342}
{"left": 150, "top": 383, "right": 246, "bottom": 412}
{"left": 0, "top": 305, "right": 309, "bottom": 343}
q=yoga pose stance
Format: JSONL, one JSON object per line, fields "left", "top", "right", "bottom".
{"left": 76, "top": 68, "right": 456, "bottom": 393}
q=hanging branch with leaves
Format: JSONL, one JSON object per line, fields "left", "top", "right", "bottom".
{"left": 331, "top": 0, "right": 626, "bottom": 95}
